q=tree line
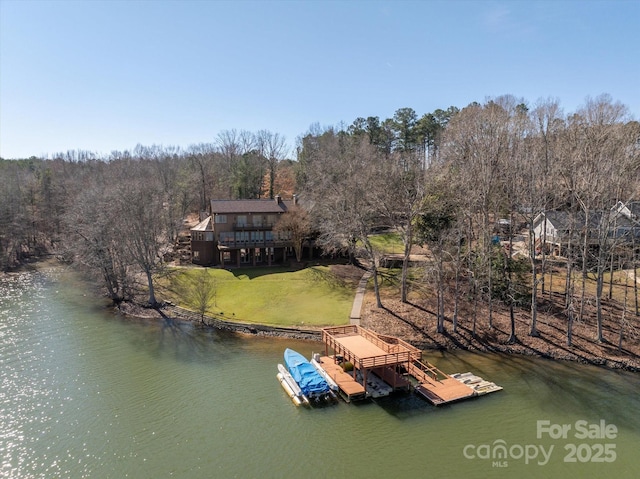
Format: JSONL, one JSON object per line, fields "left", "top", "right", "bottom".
{"left": 0, "top": 130, "right": 293, "bottom": 303}
{"left": 1, "top": 94, "right": 639, "bottom": 349}
{"left": 297, "top": 94, "right": 640, "bottom": 348}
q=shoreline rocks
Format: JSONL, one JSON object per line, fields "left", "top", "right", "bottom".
{"left": 118, "top": 301, "right": 639, "bottom": 373}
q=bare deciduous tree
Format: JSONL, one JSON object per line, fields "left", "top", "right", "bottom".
{"left": 378, "top": 150, "right": 428, "bottom": 303}
{"left": 115, "top": 164, "right": 166, "bottom": 306}
{"left": 303, "top": 132, "right": 389, "bottom": 307}
{"left": 526, "top": 98, "right": 564, "bottom": 336}
{"left": 273, "top": 204, "right": 311, "bottom": 263}
{"left": 256, "top": 130, "right": 288, "bottom": 199}
{"left": 181, "top": 268, "right": 217, "bottom": 324}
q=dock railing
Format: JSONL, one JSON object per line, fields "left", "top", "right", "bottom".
{"left": 322, "top": 325, "right": 422, "bottom": 358}
{"left": 322, "top": 325, "right": 419, "bottom": 370}
{"left": 369, "top": 332, "right": 423, "bottom": 361}
{"left": 408, "top": 360, "right": 447, "bottom": 383}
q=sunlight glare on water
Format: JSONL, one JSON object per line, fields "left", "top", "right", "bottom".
{"left": 1, "top": 268, "right": 639, "bottom": 478}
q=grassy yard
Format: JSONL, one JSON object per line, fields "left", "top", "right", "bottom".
{"left": 158, "top": 266, "right": 356, "bottom": 327}
{"left": 367, "top": 232, "right": 404, "bottom": 254}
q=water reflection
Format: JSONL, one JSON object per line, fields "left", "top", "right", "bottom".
{"left": 1, "top": 269, "right": 639, "bottom": 479}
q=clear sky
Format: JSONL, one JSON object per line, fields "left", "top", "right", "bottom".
{"left": 1, "top": 0, "right": 638, "bottom": 159}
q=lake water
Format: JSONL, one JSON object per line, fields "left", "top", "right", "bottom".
{"left": 1, "top": 268, "right": 639, "bottom": 479}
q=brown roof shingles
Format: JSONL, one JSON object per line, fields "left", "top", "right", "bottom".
{"left": 210, "top": 199, "right": 293, "bottom": 215}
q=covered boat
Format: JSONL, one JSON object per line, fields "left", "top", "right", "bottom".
{"left": 284, "top": 348, "right": 331, "bottom": 399}
{"left": 277, "top": 363, "right": 310, "bottom": 406}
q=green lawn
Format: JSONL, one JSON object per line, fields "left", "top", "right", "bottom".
{"left": 367, "top": 232, "right": 404, "bottom": 254}
{"left": 159, "top": 266, "right": 355, "bottom": 327}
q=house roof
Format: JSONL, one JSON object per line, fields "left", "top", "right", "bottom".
{"left": 538, "top": 209, "right": 636, "bottom": 231}
{"left": 191, "top": 216, "right": 214, "bottom": 231}
{"left": 210, "top": 198, "right": 294, "bottom": 215}
{"left": 536, "top": 210, "right": 573, "bottom": 230}
{"left": 625, "top": 201, "right": 640, "bottom": 220}
{"left": 612, "top": 214, "right": 636, "bottom": 228}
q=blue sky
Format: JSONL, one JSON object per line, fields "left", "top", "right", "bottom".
{"left": 1, "top": 0, "right": 638, "bottom": 159}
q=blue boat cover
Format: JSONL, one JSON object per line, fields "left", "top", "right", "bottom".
{"left": 284, "top": 348, "right": 329, "bottom": 397}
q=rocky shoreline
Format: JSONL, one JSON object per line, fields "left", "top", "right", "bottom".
{"left": 116, "top": 301, "right": 322, "bottom": 341}
{"left": 16, "top": 258, "right": 638, "bottom": 372}
{"left": 116, "top": 300, "right": 640, "bottom": 373}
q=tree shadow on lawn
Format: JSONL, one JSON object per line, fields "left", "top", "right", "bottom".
{"left": 306, "top": 266, "right": 354, "bottom": 289}
{"left": 229, "top": 263, "right": 364, "bottom": 289}
{"left": 229, "top": 265, "right": 302, "bottom": 280}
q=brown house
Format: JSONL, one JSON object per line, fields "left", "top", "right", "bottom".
{"left": 191, "top": 195, "right": 298, "bottom": 267}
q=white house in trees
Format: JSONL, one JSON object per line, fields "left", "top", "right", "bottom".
{"left": 533, "top": 203, "right": 640, "bottom": 256}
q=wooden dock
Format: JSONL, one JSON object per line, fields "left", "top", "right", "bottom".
{"left": 316, "top": 356, "right": 366, "bottom": 402}
{"left": 414, "top": 376, "right": 476, "bottom": 405}
{"left": 317, "top": 325, "right": 502, "bottom": 405}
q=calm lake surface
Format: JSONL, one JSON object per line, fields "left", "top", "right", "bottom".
{"left": 1, "top": 268, "right": 639, "bottom": 479}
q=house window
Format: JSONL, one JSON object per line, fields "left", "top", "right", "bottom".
{"left": 253, "top": 216, "right": 263, "bottom": 227}
{"left": 265, "top": 231, "right": 273, "bottom": 241}
{"left": 215, "top": 215, "right": 227, "bottom": 224}
{"left": 193, "top": 251, "right": 200, "bottom": 260}
{"left": 220, "top": 232, "right": 234, "bottom": 244}
{"left": 237, "top": 215, "right": 247, "bottom": 227}
{"left": 236, "top": 231, "right": 249, "bottom": 243}
{"left": 251, "top": 231, "right": 263, "bottom": 242}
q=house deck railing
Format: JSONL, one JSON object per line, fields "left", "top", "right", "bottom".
{"left": 232, "top": 222, "right": 277, "bottom": 230}
{"left": 218, "top": 239, "right": 292, "bottom": 249}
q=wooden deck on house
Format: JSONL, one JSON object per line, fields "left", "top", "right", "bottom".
{"left": 319, "top": 325, "right": 501, "bottom": 405}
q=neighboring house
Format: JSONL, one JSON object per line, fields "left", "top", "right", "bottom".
{"left": 191, "top": 195, "right": 298, "bottom": 267}
{"left": 613, "top": 200, "right": 640, "bottom": 224}
{"left": 611, "top": 201, "right": 640, "bottom": 242}
{"left": 532, "top": 211, "right": 576, "bottom": 255}
{"left": 533, "top": 205, "right": 640, "bottom": 256}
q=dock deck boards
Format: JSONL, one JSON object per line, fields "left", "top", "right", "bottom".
{"left": 317, "top": 356, "right": 366, "bottom": 400}
{"left": 415, "top": 377, "right": 476, "bottom": 405}
{"left": 333, "top": 335, "right": 388, "bottom": 359}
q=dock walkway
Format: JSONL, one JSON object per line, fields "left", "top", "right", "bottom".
{"left": 316, "top": 356, "right": 366, "bottom": 401}
{"left": 349, "top": 270, "right": 371, "bottom": 325}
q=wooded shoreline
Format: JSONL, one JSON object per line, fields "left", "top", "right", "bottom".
{"left": 8, "top": 258, "right": 639, "bottom": 372}
{"left": 4, "top": 96, "right": 639, "bottom": 374}
{"left": 117, "top": 300, "right": 640, "bottom": 373}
